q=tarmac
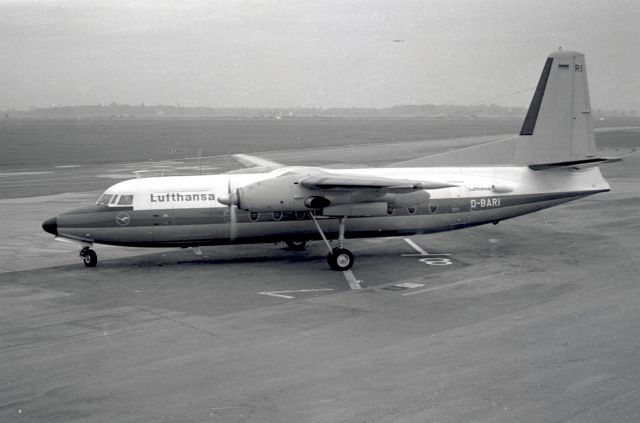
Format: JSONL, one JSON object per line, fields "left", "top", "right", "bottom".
{"left": 1, "top": 132, "right": 639, "bottom": 422}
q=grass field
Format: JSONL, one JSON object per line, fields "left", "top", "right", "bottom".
{"left": 1, "top": 116, "right": 638, "bottom": 167}
{"left": 0, "top": 117, "right": 523, "bottom": 166}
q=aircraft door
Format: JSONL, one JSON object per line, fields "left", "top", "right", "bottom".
{"left": 448, "top": 186, "right": 470, "bottom": 229}
{"left": 150, "top": 190, "right": 217, "bottom": 243}
{"left": 150, "top": 192, "right": 175, "bottom": 242}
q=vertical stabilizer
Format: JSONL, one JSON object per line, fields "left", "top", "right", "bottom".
{"left": 516, "top": 50, "right": 596, "bottom": 164}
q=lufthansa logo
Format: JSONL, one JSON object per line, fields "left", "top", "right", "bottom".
{"left": 116, "top": 212, "right": 131, "bottom": 226}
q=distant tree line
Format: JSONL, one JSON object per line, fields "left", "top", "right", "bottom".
{"left": 3, "top": 103, "right": 636, "bottom": 119}
{"left": 6, "top": 103, "right": 526, "bottom": 119}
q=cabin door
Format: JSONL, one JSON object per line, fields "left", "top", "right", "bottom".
{"left": 448, "top": 186, "right": 470, "bottom": 229}
{"left": 150, "top": 190, "right": 217, "bottom": 243}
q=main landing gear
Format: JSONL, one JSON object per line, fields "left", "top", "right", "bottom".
{"left": 80, "top": 246, "right": 97, "bottom": 267}
{"left": 327, "top": 247, "right": 354, "bottom": 271}
{"left": 285, "top": 240, "right": 307, "bottom": 251}
{"left": 310, "top": 214, "right": 354, "bottom": 271}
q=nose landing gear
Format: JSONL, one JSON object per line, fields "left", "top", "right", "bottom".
{"left": 80, "top": 247, "right": 97, "bottom": 267}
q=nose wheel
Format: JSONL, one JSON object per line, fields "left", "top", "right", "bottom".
{"left": 80, "top": 247, "right": 97, "bottom": 267}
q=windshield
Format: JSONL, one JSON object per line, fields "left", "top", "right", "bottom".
{"left": 97, "top": 193, "right": 134, "bottom": 206}
{"left": 97, "top": 194, "right": 113, "bottom": 205}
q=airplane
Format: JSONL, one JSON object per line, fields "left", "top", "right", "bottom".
{"left": 42, "top": 50, "right": 619, "bottom": 271}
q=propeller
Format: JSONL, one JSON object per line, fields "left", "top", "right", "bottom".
{"left": 218, "top": 176, "right": 238, "bottom": 241}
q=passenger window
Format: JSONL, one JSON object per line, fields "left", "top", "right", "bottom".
{"left": 118, "top": 195, "right": 134, "bottom": 205}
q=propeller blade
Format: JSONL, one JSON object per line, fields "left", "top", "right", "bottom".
{"left": 227, "top": 176, "right": 238, "bottom": 241}
{"left": 229, "top": 199, "right": 237, "bottom": 241}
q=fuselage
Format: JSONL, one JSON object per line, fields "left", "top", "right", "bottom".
{"left": 42, "top": 165, "right": 610, "bottom": 248}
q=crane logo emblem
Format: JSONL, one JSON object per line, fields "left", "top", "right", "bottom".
{"left": 116, "top": 212, "right": 131, "bottom": 227}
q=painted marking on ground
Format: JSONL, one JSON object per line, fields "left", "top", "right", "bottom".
{"left": 402, "top": 238, "right": 453, "bottom": 266}
{"left": 403, "top": 238, "right": 429, "bottom": 255}
{"left": 402, "top": 238, "right": 452, "bottom": 257}
{"left": 395, "top": 282, "right": 425, "bottom": 289}
{"left": 402, "top": 272, "right": 509, "bottom": 296}
{"left": 343, "top": 269, "right": 362, "bottom": 290}
{"left": 384, "top": 282, "right": 425, "bottom": 291}
{"left": 258, "top": 289, "right": 335, "bottom": 299}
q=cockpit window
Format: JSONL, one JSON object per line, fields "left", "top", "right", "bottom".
{"left": 110, "top": 195, "right": 119, "bottom": 205}
{"left": 97, "top": 194, "right": 113, "bottom": 205}
{"left": 118, "top": 195, "right": 134, "bottom": 205}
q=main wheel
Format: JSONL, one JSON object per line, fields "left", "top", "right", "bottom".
{"left": 285, "top": 240, "right": 307, "bottom": 251}
{"left": 82, "top": 249, "right": 97, "bottom": 267}
{"left": 327, "top": 247, "right": 354, "bottom": 271}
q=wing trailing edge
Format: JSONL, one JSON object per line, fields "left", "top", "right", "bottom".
{"left": 529, "top": 157, "right": 622, "bottom": 171}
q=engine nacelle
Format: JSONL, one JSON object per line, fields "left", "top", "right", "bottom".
{"left": 236, "top": 174, "right": 318, "bottom": 212}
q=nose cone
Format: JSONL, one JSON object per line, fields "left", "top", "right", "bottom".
{"left": 42, "top": 217, "right": 58, "bottom": 236}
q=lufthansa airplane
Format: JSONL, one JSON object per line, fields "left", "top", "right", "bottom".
{"left": 43, "top": 50, "right": 619, "bottom": 270}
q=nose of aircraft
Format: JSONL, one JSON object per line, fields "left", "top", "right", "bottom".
{"left": 42, "top": 217, "right": 58, "bottom": 236}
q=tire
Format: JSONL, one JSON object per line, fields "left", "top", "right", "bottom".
{"left": 82, "top": 249, "right": 97, "bottom": 267}
{"left": 285, "top": 240, "right": 307, "bottom": 251}
{"left": 327, "top": 247, "right": 354, "bottom": 271}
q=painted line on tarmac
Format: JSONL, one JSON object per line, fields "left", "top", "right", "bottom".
{"left": 402, "top": 272, "right": 509, "bottom": 296}
{"left": 403, "top": 238, "right": 429, "bottom": 255}
{"left": 258, "top": 289, "right": 335, "bottom": 299}
{"left": 343, "top": 269, "right": 362, "bottom": 290}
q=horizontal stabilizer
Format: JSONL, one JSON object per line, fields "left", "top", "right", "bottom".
{"left": 529, "top": 157, "right": 622, "bottom": 171}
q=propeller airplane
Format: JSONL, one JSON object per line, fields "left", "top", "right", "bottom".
{"left": 42, "top": 50, "right": 619, "bottom": 271}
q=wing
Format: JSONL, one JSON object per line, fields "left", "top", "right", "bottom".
{"left": 232, "top": 154, "right": 283, "bottom": 168}
{"left": 299, "top": 173, "right": 456, "bottom": 192}
{"left": 385, "top": 135, "right": 519, "bottom": 167}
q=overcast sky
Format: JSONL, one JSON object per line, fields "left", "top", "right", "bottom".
{"left": 1, "top": 0, "right": 639, "bottom": 111}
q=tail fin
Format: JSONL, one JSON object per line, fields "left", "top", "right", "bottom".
{"left": 387, "top": 50, "right": 609, "bottom": 168}
{"left": 516, "top": 50, "right": 596, "bottom": 164}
